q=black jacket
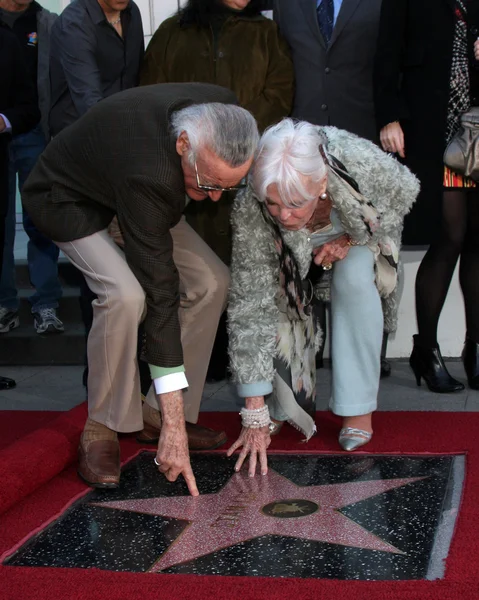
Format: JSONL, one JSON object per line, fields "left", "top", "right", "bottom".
{"left": 374, "top": 0, "right": 479, "bottom": 244}
{"left": 49, "top": 0, "right": 144, "bottom": 136}
{"left": 22, "top": 83, "right": 235, "bottom": 369}
{"left": 0, "top": 24, "right": 40, "bottom": 217}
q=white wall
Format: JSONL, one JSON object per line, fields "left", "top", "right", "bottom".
{"left": 389, "top": 250, "right": 465, "bottom": 358}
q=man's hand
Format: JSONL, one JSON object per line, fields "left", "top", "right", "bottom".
{"left": 0, "top": 116, "right": 6, "bottom": 134}
{"left": 313, "top": 234, "right": 351, "bottom": 267}
{"left": 156, "top": 389, "right": 199, "bottom": 496}
{"left": 380, "top": 121, "right": 405, "bottom": 158}
{"left": 108, "top": 216, "right": 125, "bottom": 247}
{"left": 227, "top": 395, "right": 271, "bottom": 477}
{"left": 474, "top": 38, "right": 479, "bottom": 61}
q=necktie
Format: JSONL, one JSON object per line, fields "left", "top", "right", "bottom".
{"left": 317, "top": 0, "right": 334, "bottom": 45}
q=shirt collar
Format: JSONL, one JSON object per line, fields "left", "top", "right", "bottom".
{"left": 82, "top": 0, "right": 131, "bottom": 26}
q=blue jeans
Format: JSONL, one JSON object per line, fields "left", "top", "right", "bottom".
{"left": 0, "top": 125, "right": 61, "bottom": 312}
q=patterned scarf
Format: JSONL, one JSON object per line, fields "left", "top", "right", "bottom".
{"left": 260, "top": 203, "right": 313, "bottom": 321}
{"left": 446, "top": 0, "right": 470, "bottom": 144}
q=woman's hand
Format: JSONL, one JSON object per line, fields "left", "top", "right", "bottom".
{"left": 313, "top": 234, "right": 351, "bottom": 268}
{"left": 380, "top": 122, "right": 405, "bottom": 158}
{"left": 227, "top": 395, "right": 271, "bottom": 477}
{"left": 475, "top": 38, "right": 479, "bottom": 61}
{"left": 227, "top": 425, "right": 271, "bottom": 477}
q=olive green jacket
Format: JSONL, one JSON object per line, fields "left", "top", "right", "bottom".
{"left": 140, "top": 13, "right": 294, "bottom": 132}
{"left": 140, "top": 13, "right": 294, "bottom": 265}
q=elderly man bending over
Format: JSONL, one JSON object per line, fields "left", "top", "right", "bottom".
{"left": 23, "top": 83, "right": 259, "bottom": 494}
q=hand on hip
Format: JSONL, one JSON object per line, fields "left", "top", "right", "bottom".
{"left": 313, "top": 234, "right": 351, "bottom": 268}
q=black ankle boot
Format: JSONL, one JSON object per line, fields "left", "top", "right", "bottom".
{"left": 409, "top": 335, "right": 465, "bottom": 393}
{"left": 463, "top": 338, "right": 479, "bottom": 390}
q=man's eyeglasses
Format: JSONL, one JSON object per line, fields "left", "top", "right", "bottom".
{"left": 194, "top": 159, "right": 247, "bottom": 193}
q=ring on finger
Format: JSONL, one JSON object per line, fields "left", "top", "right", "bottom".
{"left": 154, "top": 457, "right": 161, "bottom": 467}
{"left": 322, "top": 262, "right": 332, "bottom": 271}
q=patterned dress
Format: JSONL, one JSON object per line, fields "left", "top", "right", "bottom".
{"left": 443, "top": 0, "right": 477, "bottom": 188}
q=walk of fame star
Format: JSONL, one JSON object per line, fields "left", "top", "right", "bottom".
{"left": 98, "top": 468, "right": 426, "bottom": 572}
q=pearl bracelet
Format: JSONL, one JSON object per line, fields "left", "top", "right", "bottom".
{"left": 240, "top": 405, "right": 271, "bottom": 429}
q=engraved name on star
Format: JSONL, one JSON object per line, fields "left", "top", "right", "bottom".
{"left": 98, "top": 469, "right": 426, "bottom": 572}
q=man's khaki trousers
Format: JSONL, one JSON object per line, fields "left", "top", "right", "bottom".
{"left": 56, "top": 217, "right": 229, "bottom": 431}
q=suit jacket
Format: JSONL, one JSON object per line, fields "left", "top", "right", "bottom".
{"left": 0, "top": 24, "right": 40, "bottom": 217}
{"left": 373, "top": 0, "right": 476, "bottom": 244}
{"left": 274, "top": 0, "right": 383, "bottom": 142}
{"left": 22, "top": 83, "right": 236, "bottom": 369}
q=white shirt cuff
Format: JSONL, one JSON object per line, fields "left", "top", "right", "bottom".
{"left": 153, "top": 371, "right": 188, "bottom": 395}
{"left": 0, "top": 114, "right": 12, "bottom": 133}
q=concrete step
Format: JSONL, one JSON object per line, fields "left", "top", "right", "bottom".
{"left": 18, "top": 286, "right": 82, "bottom": 323}
{"left": 9, "top": 259, "right": 86, "bottom": 365}
{"left": 0, "top": 322, "right": 85, "bottom": 365}
{"left": 14, "top": 257, "right": 82, "bottom": 288}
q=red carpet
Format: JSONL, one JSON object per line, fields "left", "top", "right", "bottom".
{"left": 0, "top": 404, "right": 86, "bottom": 515}
{"left": 0, "top": 410, "right": 60, "bottom": 451}
{"left": 0, "top": 406, "right": 479, "bottom": 599}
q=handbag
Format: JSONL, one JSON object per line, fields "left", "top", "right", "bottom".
{"left": 444, "top": 107, "right": 479, "bottom": 180}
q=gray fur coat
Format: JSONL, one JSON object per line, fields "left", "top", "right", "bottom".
{"left": 228, "top": 126, "right": 420, "bottom": 388}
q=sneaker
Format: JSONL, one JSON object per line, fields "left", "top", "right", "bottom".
{"left": 33, "top": 308, "right": 64, "bottom": 334}
{"left": 0, "top": 307, "right": 19, "bottom": 333}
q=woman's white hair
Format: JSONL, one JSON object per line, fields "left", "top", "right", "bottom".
{"left": 251, "top": 119, "right": 327, "bottom": 208}
{"left": 171, "top": 103, "right": 259, "bottom": 167}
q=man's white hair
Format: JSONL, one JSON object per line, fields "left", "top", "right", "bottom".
{"left": 171, "top": 103, "right": 259, "bottom": 167}
{"left": 252, "top": 119, "right": 327, "bottom": 208}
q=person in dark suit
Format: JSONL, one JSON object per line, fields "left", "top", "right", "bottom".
{"left": 374, "top": 0, "right": 479, "bottom": 393}
{"left": 273, "top": 0, "right": 392, "bottom": 376}
{"left": 0, "top": 23, "right": 40, "bottom": 389}
{"left": 22, "top": 83, "right": 259, "bottom": 494}
{"left": 274, "top": 0, "right": 382, "bottom": 141}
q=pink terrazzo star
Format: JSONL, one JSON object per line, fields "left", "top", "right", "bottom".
{"left": 98, "top": 469, "right": 426, "bottom": 571}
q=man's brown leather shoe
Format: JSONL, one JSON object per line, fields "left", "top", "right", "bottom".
{"left": 137, "top": 421, "right": 227, "bottom": 450}
{"left": 78, "top": 437, "right": 121, "bottom": 488}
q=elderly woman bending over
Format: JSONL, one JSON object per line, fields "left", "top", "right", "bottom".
{"left": 227, "top": 119, "right": 419, "bottom": 476}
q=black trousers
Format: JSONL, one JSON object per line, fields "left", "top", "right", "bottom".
{"left": 0, "top": 215, "right": 4, "bottom": 279}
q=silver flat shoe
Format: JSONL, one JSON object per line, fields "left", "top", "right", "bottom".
{"left": 339, "top": 427, "right": 372, "bottom": 452}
